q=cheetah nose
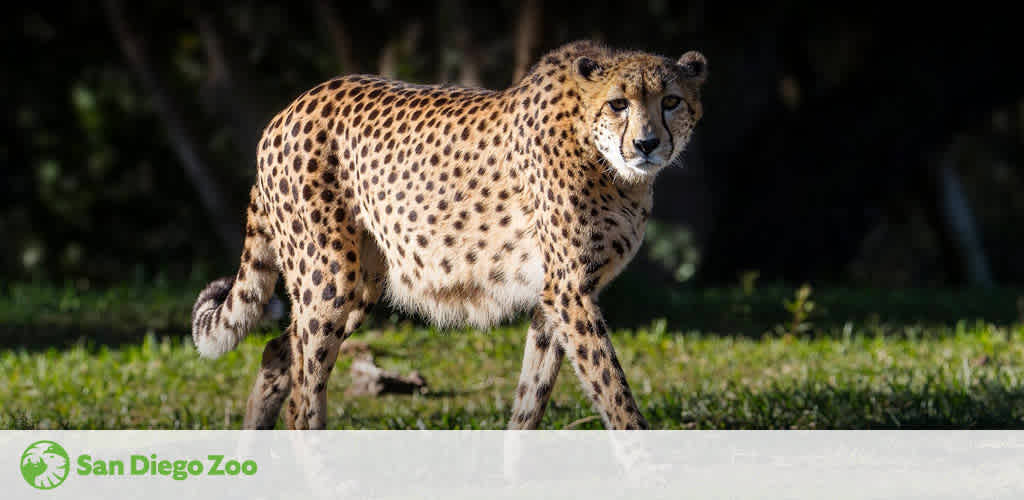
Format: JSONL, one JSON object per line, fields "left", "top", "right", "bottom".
{"left": 634, "top": 137, "right": 660, "bottom": 155}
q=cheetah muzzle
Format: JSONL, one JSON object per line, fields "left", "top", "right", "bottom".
{"left": 190, "top": 40, "right": 708, "bottom": 430}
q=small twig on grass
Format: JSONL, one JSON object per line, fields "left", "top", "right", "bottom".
{"left": 345, "top": 354, "right": 428, "bottom": 397}
{"left": 564, "top": 415, "right": 600, "bottom": 430}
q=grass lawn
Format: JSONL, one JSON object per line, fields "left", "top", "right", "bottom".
{"left": 2, "top": 281, "right": 1024, "bottom": 429}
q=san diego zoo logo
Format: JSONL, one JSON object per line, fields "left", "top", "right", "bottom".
{"left": 21, "top": 440, "right": 70, "bottom": 490}
{"left": 19, "top": 440, "right": 258, "bottom": 489}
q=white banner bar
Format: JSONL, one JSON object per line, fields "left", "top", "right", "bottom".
{"left": 3, "top": 431, "right": 1023, "bottom": 499}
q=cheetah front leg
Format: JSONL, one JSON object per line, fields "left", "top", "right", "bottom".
{"left": 508, "top": 309, "right": 566, "bottom": 429}
{"left": 543, "top": 294, "right": 648, "bottom": 430}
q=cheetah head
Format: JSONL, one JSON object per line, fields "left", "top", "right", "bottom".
{"left": 572, "top": 48, "right": 707, "bottom": 184}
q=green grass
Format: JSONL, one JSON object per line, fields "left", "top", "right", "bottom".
{"left": 2, "top": 281, "right": 1024, "bottom": 429}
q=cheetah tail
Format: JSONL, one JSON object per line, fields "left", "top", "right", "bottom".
{"left": 191, "top": 186, "right": 279, "bottom": 359}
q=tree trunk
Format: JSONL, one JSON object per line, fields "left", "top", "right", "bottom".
{"left": 931, "top": 147, "right": 994, "bottom": 287}
{"left": 103, "top": 0, "right": 240, "bottom": 255}
{"left": 314, "top": 0, "right": 357, "bottom": 73}
{"left": 378, "top": 22, "right": 421, "bottom": 80}
{"left": 455, "top": 28, "right": 482, "bottom": 87}
{"left": 197, "top": 13, "right": 265, "bottom": 172}
{"left": 436, "top": 0, "right": 481, "bottom": 86}
{"left": 512, "top": 0, "right": 541, "bottom": 83}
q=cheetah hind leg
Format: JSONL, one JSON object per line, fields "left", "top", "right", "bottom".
{"left": 243, "top": 325, "right": 294, "bottom": 429}
{"left": 285, "top": 235, "right": 385, "bottom": 430}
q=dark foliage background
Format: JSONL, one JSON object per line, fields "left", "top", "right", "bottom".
{"left": 3, "top": 2, "right": 1022, "bottom": 291}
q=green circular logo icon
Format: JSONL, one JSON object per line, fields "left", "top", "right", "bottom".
{"left": 20, "top": 440, "right": 70, "bottom": 490}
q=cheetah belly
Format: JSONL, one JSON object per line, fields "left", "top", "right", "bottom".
{"left": 378, "top": 230, "right": 545, "bottom": 329}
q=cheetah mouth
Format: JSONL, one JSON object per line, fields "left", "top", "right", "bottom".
{"left": 624, "top": 157, "right": 664, "bottom": 172}
{"left": 610, "top": 159, "right": 662, "bottom": 183}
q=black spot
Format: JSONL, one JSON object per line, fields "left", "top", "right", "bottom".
{"left": 322, "top": 283, "right": 336, "bottom": 300}
{"left": 534, "top": 332, "right": 551, "bottom": 351}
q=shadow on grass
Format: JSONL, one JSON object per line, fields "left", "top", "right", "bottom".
{"left": 600, "top": 273, "right": 1024, "bottom": 336}
{"left": 636, "top": 383, "right": 1024, "bottom": 429}
{"left": 6, "top": 383, "right": 1022, "bottom": 429}
{"left": 2, "top": 279, "right": 1023, "bottom": 351}
{"left": 0, "top": 324, "right": 186, "bottom": 352}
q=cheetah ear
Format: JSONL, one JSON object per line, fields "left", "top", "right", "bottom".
{"left": 677, "top": 51, "right": 707, "bottom": 85}
{"left": 573, "top": 57, "right": 604, "bottom": 82}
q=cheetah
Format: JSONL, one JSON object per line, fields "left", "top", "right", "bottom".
{"left": 191, "top": 40, "right": 707, "bottom": 430}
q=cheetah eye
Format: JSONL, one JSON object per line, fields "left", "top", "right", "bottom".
{"left": 662, "top": 95, "right": 682, "bottom": 111}
{"left": 607, "top": 98, "right": 629, "bottom": 112}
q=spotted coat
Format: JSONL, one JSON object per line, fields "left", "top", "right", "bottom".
{"left": 191, "top": 40, "right": 708, "bottom": 430}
